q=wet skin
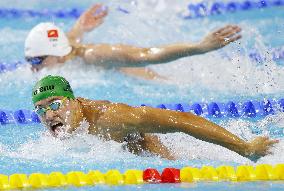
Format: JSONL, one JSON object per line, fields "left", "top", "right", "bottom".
{"left": 35, "top": 96, "right": 278, "bottom": 161}
{"left": 35, "top": 96, "right": 175, "bottom": 159}
{"left": 29, "top": 4, "right": 242, "bottom": 80}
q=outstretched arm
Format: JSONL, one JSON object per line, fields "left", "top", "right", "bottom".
{"left": 104, "top": 103, "right": 277, "bottom": 160}
{"left": 67, "top": 4, "right": 108, "bottom": 44}
{"left": 79, "top": 25, "right": 241, "bottom": 67}
{"left": 133, "top": 106, "right": 277, "bottom": 160}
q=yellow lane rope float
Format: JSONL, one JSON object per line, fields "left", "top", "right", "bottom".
{"left": 0, "top": 164, "right": 283, "bottom": 189}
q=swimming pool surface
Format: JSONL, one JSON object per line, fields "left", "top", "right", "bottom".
{"left": 0, "top": 0, "right": 284, "bottom": 190}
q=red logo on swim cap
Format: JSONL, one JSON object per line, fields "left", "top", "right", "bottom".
{"left": 47, "top": 29, "right": 58, "bottom": 38}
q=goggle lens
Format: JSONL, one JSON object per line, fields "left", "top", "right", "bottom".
{"left": 35, "top": 108, "right": 46, "bottom": 116}
{"left": 35, "top": 100, "right": 63, "bottom": 116}
{"left": 26, "top": 56, "right": 47, "bottom": 65}
{"left": 49, "top": 102, "right": 61, "bottom": 111}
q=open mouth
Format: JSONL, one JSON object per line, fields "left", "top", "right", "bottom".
{"left": 50, "top": 122, "right": 64, "bottom": 132}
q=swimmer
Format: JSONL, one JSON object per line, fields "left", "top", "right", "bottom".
{"left": 25, "top": 4, "right": 242, "bottom": 80}
{"left": 32, "top": 75, "right": 278, "bottom": 161}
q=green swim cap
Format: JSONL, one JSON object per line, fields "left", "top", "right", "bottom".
{"left": 32, "top": 75, "right": 75, "bottom": 104}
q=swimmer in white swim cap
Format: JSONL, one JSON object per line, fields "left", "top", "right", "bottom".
{"left": 25, "top": 22, "right": 72, "bottom": 69}
{"left": 25, "top": 4, "right": 242, "bottom": 80}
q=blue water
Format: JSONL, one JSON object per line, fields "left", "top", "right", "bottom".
{"left": 0, "top": 0, "right": 284, "bottom": 190}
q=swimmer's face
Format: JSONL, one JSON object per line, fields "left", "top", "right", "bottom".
{"left": 34, "top": 96, "right": 80, "bottom": 137}
{"left": 30, "top": 56, "right": 63, "bottom": 71}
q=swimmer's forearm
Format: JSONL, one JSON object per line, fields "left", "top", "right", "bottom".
{"left": 174, "top": 114, "right": 250, "bottom": 157}
{"left": 68, "top": 23, "right": 85, "bottom": 44}
{"left": 81, "top": 43, "right": 210, "bottom": 67}
{"left": 139, "top": 43, "right": 211, "bottom": 64}
{"left": 182, "top": 114, "right": 248, "bottom": 153}
{"left": 139, "top": 107, "right": 250, "bottom": 157}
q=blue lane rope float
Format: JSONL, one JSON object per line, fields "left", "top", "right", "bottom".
{"left": 0, "top": 61, "right": 26, "bottom": 73}
{"left": 182, "top": 0, "right": 284, "bottom": 19}
{"left": 0, "top": 109, "right": 40, "bottom": 125}
{"left": 0, "top": 8, "right": 82, "bottom": 19}
{"left": 1, "top": 45, "right": 283, "bottom": 73}
{"left": 149, "top": 98, "right": 279, "bottom": 118}
{"left": 0, "top": 0, "right": 282, "bottom": 20}
{"left": 1, "top": 98, "right": 284, "bottom": 125}
{"left": 249, "top": 46, "right": 284, "bottom": 62}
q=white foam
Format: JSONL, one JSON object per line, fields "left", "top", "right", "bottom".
{"left": 0, "top": 113, "right": 281, "bottom": 164}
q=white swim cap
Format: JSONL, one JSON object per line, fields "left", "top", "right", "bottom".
{"left": 25, "top": 22, "right": 72, "bottom": 57}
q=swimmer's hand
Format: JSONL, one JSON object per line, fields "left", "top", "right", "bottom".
{"left": 68, "top": 4, "right": 108, "bottom": 44}
{"left": 77, "top": 4, "right": 108, "bottom": 32}
{"left": 244, "top": 137, "right": 278, "bottom": 161}
{"left": 198, "top": 25, "right": 242, "bottom": 53}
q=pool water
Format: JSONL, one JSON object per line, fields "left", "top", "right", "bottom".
{"left": 0, "top": 0, "right": 284, "bottom": 190}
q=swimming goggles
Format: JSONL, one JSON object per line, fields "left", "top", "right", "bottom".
{"left": 25, "top": 56, "right": 47, "bottom": 65}
{"left": 35, "top": 98, "right": 66, "bottom": 116}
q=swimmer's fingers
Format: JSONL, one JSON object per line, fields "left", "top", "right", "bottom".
{"left": 212, "top": 25, "right": 242, "bottom": 45}
{"left": 89, "top": 4, "right": 108, "bottom": 18}
{"left": 200, "top": 25, "right": 241, "bottom": 51}
{"left": 213, "top": 25, "right": 240, "bottom": 35}
{"left": 266, "top": 139, "right": 279, "bottom": 146}
{"left": 246, "top": 137, "right": 278, "bottom": 160}
{"left": 263, "top": 139, "right": 278, "bottom": 155}
{"left": 259, "top": 137, "right": 278, "bottom": 155}
{"left": 223, "top": 34, "right": 242, "bottom": 45}
{"left": 78, "top": 4, "right": 108, "bottom": 32}
{"left": 213, "top": 25, "right": 229, "bottom": 34}
{"left": 219, "top": 26, "right": 242, "bottom": 39}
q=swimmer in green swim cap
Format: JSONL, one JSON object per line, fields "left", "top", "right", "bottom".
{"left": 32, "top": 75, "right": 75, "bottom": 104}
{"left": 33, "top": 75, "right": 278, "bottom": 161}
{"left": 25, "top": 4, "right": 242, "bottom": 80}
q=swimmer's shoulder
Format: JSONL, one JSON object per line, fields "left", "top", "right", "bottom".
{"left": 77, "top": 97, "right": 133, "bottom": 114}
{"left": 77, "top": 97, "right": 111, "bottom": 106}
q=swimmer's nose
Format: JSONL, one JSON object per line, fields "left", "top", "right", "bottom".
{"left": 45, "top": 109, "right": 57, "bottom": 123}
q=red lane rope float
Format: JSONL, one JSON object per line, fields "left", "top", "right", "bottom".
{"left": 1, "top": 164, "right": 284, "bottom": 189}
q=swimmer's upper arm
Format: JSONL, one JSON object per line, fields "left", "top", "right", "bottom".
{"left": 104, "top": 103, "right": 207, "bottom": 135}
{"left": 81, "top": 44, "right": 154, "bottom": 67}
{"left": 132, "top": 106, "right": 186, "bottom": 134}
{"left": 80, "top": 43, "right": 199, "bottom": 67}
{"left": 100, "top": 103, "right": 172, "bottom": 133}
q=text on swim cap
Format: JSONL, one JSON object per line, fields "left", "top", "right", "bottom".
{"left": 33, "top": 85, "right": 55, "bottom": 95}
{"left": 63, "top": 83, "right": 73, "bottom": 93}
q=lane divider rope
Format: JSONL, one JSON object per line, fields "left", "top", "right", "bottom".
{"left": 181, "top": 0, "right": 284, "bottom": 19}
{"left": 1, "top": 98, "right": 284, "bottom": 125}
{"left": 0, "top": 61, "right": 24, "bottom": 73}
{"left": 0, "top": 0, "right": 282, "bottom": 20}
{"left": 0, "top": 164, "right": 283, "bottom": 189}
{"left": 248, "top": 46, "right": 284, "bottom": 62}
